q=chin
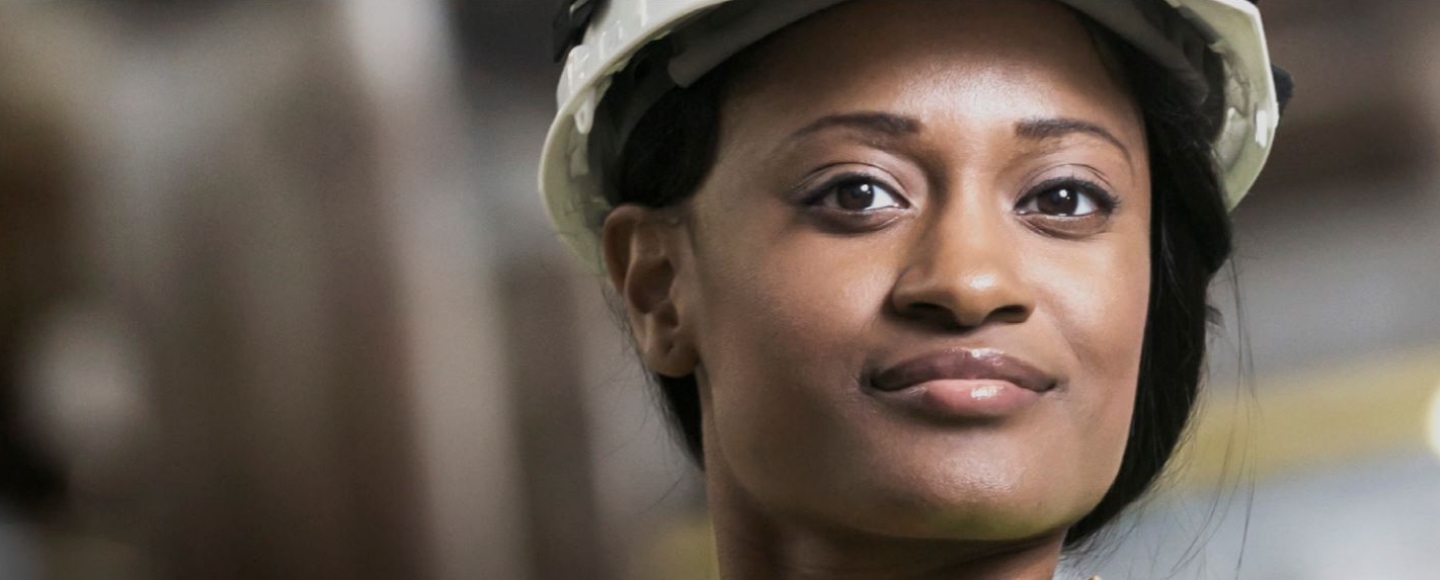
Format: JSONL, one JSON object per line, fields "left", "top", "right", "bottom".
{"left": 863, "top": 473, "right": 1096, "bottom": 542}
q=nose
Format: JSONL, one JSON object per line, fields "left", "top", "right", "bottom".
{"left": 889, "top": 208, "right": 1035, "bottom": 330}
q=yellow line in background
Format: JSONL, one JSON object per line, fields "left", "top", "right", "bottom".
{"left": 1173, "top": 344, "right": 1440, "bottom": 488}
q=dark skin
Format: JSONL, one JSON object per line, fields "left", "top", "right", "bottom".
{"left": 604, "top": 0, "right": 1151, "bottom": 578}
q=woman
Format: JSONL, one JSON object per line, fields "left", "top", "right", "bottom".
{"left": 540, "top": 0, "right": 1291, "bottom": 577}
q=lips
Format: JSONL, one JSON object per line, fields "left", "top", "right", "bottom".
{"left": 870, "top": 348, "right": 1056, "bottom": 394}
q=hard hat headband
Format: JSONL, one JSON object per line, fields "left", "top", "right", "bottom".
{"left": 665, "top": 0, "right": 1213, "bottom": 95}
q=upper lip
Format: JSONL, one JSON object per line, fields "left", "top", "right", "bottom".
{"left": 869, "top": 348, "right": 1057, "bottom": 393}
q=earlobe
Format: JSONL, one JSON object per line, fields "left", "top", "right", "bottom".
{"left": 601, "top": 205, "right": 699, "bottom": 378}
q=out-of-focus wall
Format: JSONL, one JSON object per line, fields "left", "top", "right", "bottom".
{"left": 1, "top": 2, "right": 527, "bottom": 579}
{"left": 0, "top": 9, "right": 83, "bottom": 579}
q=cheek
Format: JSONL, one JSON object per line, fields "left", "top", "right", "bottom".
{"left": 687, "top": 192, "right": 893, "bottom": 379}
{"left": 687, "top": 220, "right": 895, "bottom": 478}
{"left": 1039, "top": 233, "right": 1151, "bottom": 468}
{"left": 1051, "top": 261, "right": 1149, "bottom": 387}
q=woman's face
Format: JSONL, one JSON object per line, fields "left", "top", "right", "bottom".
{"left": 618, "top": 0, "right": 1151, "bottom": 541}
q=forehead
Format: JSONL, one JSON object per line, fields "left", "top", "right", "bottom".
{"left": 719, "top": 0, "right": 1144, "bottom": 152}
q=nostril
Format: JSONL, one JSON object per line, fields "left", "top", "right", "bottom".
{"left": 895, "top": 300, "right": 970, "bottom": 330}
{"left": 898, "top": 301, "right": 949, "bottom": 318}
{"left": 989, "top": 304, "right": 1031, "bottom": 323}
{"left": 895, "top": 300, "right": 1031, "bottom": 329}
{"left": 888, "top": 263, "right": 1037, "bottom": 328}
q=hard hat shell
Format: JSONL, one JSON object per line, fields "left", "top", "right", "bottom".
{"left": 540, "top": 0, "right": 1282, "bottom": 273}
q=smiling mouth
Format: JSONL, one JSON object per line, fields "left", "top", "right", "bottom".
{"left": 866, "top": 348, "right": 1057, "bottom": 420}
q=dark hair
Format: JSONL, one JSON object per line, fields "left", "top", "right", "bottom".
{"left": 600, "top": 18, "right": 1233, "bottom": 549}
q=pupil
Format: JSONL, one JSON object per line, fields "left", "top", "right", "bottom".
{"left": 837, "top": 182, "right": 876, "bottom": 210}
{"left": 1039, "top": 188, "right": 1078, "bottom": 215}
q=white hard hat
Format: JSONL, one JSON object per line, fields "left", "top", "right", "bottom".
{"left": 540, "top": 0, "right": 1290, "bottom": 273}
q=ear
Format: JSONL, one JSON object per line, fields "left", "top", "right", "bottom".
{"left": 601, "top": 205, "right": 699, "bottom": 378}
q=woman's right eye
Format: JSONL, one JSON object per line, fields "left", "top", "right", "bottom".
{"left": 809, "top": 176, "right": 905, "bottom": 212}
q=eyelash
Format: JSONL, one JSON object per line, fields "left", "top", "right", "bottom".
{"left": 1014, "top": 176, "right": 1120, "bottom": 216}
{"left": 794, "top": 171, "right": 1119, "bottom": 229}
{"left": 801, "top": 172, "right": 907, "bottom": 210}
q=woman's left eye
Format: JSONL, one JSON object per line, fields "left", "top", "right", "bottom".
{"left": 1015, "top": 179, "right": 1114, "bottom": 217}
{"left": 813, "top": 177, "right": 904, "bottom": 212}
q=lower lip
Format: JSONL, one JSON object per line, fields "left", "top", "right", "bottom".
{"left": 870, "top": 379, "right": 1042, "bottom": 420}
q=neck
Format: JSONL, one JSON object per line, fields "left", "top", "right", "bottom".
{"left": 706, "top": 462, "right": 1068, "bottom": 580}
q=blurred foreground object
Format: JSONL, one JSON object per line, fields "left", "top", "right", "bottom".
{"left": 0, "top": 0, "right": 76, "bottom": 528}
{"left": 0, "top": 2, "right": 528, "bottom": 579}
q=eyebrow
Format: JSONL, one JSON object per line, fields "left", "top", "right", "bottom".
{"left": 782, "top": 112, "right": 1132, "bottom": 164}
{"left": 788, "top": 112, "right": 922, "bottom": 142}
{"left": 1014, "top": 117, "right": 1132, "bottom": 163}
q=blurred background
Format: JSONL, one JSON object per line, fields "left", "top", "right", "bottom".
{"left": 1, "top": 1, "right": 1437, "bottom": 579}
